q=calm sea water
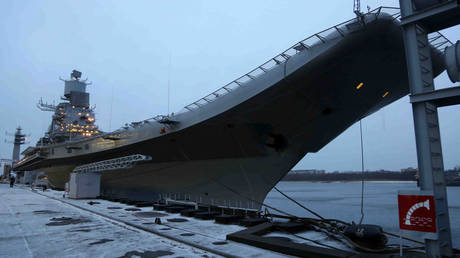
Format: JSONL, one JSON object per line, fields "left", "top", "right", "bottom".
{"left": 264, "top": 181, "right": 459, "bottom": 248}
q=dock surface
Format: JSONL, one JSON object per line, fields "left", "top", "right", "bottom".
{"left": 0, "top": 184, "right": 218, "bottom": 257}
{"left": 2, "top": 183, "right": 440, "bottom": 258}
{"left": 0, "top": 184, "right": 287, "bottom": 257}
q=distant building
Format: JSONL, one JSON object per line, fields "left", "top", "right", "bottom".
{"left": 401, "top": 167, "right": 418, "bottom": 173}
{"left": 2, "top": 164, "right": 11, "bottom": 179}
{"left": 291, "top": 169, "right": 325, "bottom": 175}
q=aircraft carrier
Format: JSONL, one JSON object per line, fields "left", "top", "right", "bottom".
{"left": 14, "top": 8, "right": 450, "bottom": 209}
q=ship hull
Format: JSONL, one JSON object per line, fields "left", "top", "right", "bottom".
{"left": 44, "top": 151, "right": 306, "bottom": 208}
{"left": 18, "top": 14, "right": 446, "bottom": 209}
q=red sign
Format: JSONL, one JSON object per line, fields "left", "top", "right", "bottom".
{"left": 398, "top": 194, "right": 436, "bottom": 233}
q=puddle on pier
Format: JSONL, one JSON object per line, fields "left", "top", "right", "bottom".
{"left": 46, "top": 216, "right": 91, "bottom": 226}
{"left": 89, "top": 238, "right": 114, "bottom": 245}
{"left": 118, "top": 250, "right": 174, "bottom": 258}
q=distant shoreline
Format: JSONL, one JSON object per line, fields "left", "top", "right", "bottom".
{"left": 281, "top": 170, "right": 417, "bottom": 182}
{"left": 281, "top": 179, "right": 416, "bottom": 183}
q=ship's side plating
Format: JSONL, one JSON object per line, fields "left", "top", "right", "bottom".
{"left": 15, "top": 12, "right": 446, "bottom": 209}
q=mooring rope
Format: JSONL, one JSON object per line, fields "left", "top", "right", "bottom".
{"left": 211, "top": 177, "right": 432, "bottom": 253}
{"left": 358, "top": 119, "right": 365, "bottom": 225}
{"left": 209, "top": 177, "right": 298, "bottom": 218}
{"left": 273, "top": 186, "right": 325, "bottom": 220}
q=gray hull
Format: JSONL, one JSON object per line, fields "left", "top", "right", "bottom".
{"left": 16, "top": 12, "right": 446, "bottom": 209}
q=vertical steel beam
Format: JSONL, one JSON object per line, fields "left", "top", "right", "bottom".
{"left": 399, "top": 1, "right": 453, "bottom": 256}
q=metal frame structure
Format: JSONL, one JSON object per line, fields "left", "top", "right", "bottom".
{"left": 72, "top": 154, "right": 151, "bottom": 173}
{"left": 399, "top": 0, "right": 460, "bottom": 256}
{"left": 5, "top": 127, "right": 28, "bottom": 164}
{"left": 36, "top": 98, "right": 57, "bottom": 112}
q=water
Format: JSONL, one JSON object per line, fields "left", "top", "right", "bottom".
{"left": 264, "top": 181, "right": 460, "bottom": 248}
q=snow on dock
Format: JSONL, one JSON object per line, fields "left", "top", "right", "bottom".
{"left": 0, "top": 184, "right": 217, "bottom": 257}
{"left": 0, "top": 184, "right": 288, "bottom": 257}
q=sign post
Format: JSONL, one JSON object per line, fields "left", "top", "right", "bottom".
{"left": 398, "top": 190, "right": 438, "bottom": 240}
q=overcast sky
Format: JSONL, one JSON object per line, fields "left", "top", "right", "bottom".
{"left": 1, "top": 0, "right": 459, "bottom": 172}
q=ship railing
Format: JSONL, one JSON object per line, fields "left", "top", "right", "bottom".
{"left": 180, "top": 6, "right": 452, "bottom": 113}
{"left": 119, "top": 114, "right": 180, "bottom": 131}
{"left": 428, "top": 31, "right": 453, "bottom": 53}
{"left": 14, "top": 152, "right": 42, "bottom": 167}
{"left": 151, "top": 115, "right": 169, "bottom": 122}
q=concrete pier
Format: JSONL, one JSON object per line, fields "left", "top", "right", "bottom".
{"left": 0, "top": 184, "right": 287, "bottom": 257}
{"left": 0, "top": 184, "right": 215, "bottom": 257}
{"left": 1, "top": 183, "right": 438, "bottom": 257}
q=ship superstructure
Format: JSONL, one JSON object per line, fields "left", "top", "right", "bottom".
{"left": 37, "top": 70, "right": 100, "bottom": 145}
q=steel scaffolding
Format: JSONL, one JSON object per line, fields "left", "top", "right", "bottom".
{"left": 399, "top": 0, "right": 460, "bottom": 256}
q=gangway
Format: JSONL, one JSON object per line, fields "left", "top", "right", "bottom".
{"left": 67, "top": 154, "right": 152, "bottom": 199}
{"left": 72, "top": 154, "right": 151, "bottom": 174}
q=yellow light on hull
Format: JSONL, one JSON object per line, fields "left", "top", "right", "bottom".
{"left": 356, "top": 82, "right": 364, "bottom": 90}
{"left": 382, "top": 91, "right": 389, "bottom": 98}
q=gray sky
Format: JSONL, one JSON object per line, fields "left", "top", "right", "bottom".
{"left": 1, "top": 0, "right": 459, "bottom": 171}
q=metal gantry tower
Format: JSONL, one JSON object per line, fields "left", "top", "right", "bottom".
{"left": 4, "top": 127, "right": 27, "bottom": 179}
{"left": 5, "top": 127, "right": 27, "bottom": 164}
{"left": 399, "top": 0, "right": 460, "bottom": 256}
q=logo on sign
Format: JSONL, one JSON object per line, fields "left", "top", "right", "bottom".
{"left": 404, "top": 199, "right": 431, "bottom": 226}
{"left": 398, "top": 194, "right": 436, "bottom": 233}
